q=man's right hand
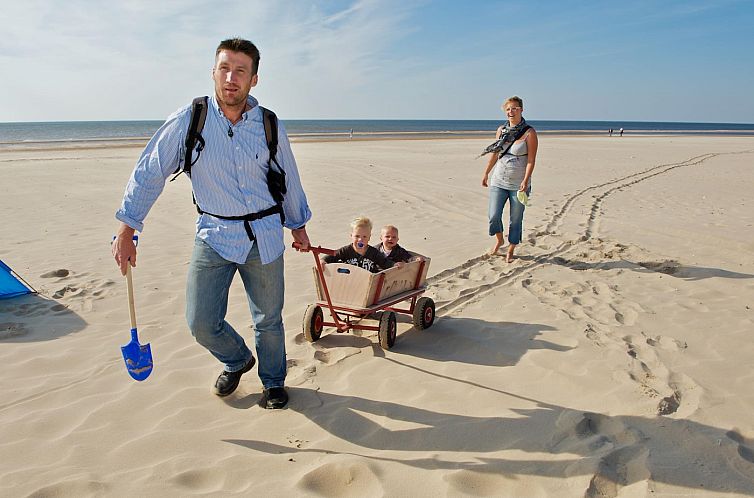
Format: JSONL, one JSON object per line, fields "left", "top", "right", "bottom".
{"left": 112, "top": 224, "right": 137, "bottom": 276}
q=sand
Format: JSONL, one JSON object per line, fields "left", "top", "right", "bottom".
{"left": 1, "top": 135, "right": 753, "bottom": 497}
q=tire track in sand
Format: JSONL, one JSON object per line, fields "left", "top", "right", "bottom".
{"left": 424, "top": 151, "right": 752, "bottom": 417}
{"left": 428, "top": 151, "right": 735, "bottom": 313}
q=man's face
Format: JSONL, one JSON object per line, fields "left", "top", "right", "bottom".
{"left": 351, "top": 226, "right": 371, "bottom": 250}
{"left": 212, "top": 49, "right": 258, "bottom": 108}
{"left": 381, "top": 228, "right": 398, "bottom": 250}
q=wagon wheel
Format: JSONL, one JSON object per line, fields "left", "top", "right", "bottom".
{"left": 303, "top": 304, "right": 324, "bottom": 342}
{"left": 378, "top": 311, "right": 397, "bottom": 350}
{"left": 412, "top": 297, "right": 435, "bottom": 330}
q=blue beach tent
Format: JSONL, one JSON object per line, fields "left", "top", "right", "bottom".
{"left": 0, "top": 260, "right": 35, "bottom": 299}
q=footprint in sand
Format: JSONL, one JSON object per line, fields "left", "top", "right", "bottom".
{"left": 11, "top": 302, "right": 48, "bottom": 317}
{"left": 40, "top": 269, "right": 70, "bottom": 278}
{"left": 549, "top": 411, "right": 642, "bottom": 453}
{"left": 286, "top": 357, "right": 318, "bottom": 386}
{"left": 44, "top": 270, "right": 115, "bottom": 310}
{"left": 547, "top": 412, "right": 650, "bottom": 498}
{"left": 53, "top": 285, "right": 81, "bottom": 299}
{"left": 0, "top": 322, "right": 30, "bottom": 339}
{"left": 622, "top": 336, "right": 698, "bottom": 416}
{"left": 726, "top": 430, "right": 754, "bottom": 464}
{"left": 638, "top": 260, "right": 680, "bottom": 275}
{"left": 585, "top": 444, "right": 650, "bottom": 498}
{"left": 170, "top": 468, "right": 226, "bottom": 492}
{"left": 27, "top": 480, "right": 109, "bottom": 497}
{"left": 313, "top": 347, "right": 362, "bottom": 365}
{"left": 644, "top": 333, "right": 687, "bottom": 351}
{"left": 297, "top": 461, "right": 382, "bottom": 497}
{"left": 444, "top": 470, "right": 511, "bottom": 496}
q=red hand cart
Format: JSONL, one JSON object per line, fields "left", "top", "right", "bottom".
{"left": 299, "top": 245, "right": 435, "bottom": 349}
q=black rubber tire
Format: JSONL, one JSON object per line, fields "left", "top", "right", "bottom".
{"left": 412, "top": 297, "right": 435, "bottom": 330}
{"left": 303, "top": 304, "right": 323, "bottom": 342}
{"left": 378, "top": 311, "right": 397, "bottom": 350}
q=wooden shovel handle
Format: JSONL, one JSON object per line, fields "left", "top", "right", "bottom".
{"left": 126, "top": 265, "right": 137, "bottom": 330}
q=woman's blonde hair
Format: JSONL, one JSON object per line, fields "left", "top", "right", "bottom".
{"left": 503, "top": 96, "right": 524, "bottom": 109}
{"left": 350, "top": 216, "right": 373, "bottom": 232}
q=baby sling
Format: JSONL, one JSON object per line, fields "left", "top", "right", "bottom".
{"left": 476, "top": 119, "right": 532, "bottom": 159}
{"left": 172, "top": 96, "right": 287, "bottom": 241}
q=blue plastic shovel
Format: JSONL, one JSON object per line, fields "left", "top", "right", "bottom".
{"left": 121, "top": 261, "right": 153, "bottom": 381}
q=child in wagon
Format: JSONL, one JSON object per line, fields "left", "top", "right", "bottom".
{"left": 322, "top": 217, "right": 404, "bottom": 273}
{"left": 372, "top": 224, "right": 424, "bottom": 264}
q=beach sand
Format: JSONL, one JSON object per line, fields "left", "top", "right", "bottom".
{"left": 1, "top": 135, "right": 753, "bottom": 497}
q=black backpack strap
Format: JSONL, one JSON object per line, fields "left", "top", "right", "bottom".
{"left": 171, "top": 96, "right": 208, "bottom": 181}
{"left": 260, "top": 106, "right": 286, "bottom": 225}
{"left": 259, "top": 106, "right": 278, "bottom": 164}
{"left": 261, "top": 106, "right": 278, "bottom": 165}
{"left": 185, "top": 103, "right": 288, "bottom": 237}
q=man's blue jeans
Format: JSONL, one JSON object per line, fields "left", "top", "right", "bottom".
{"left": 488, "top": 186, "right": 528, "bottom": 244}
{"left": 185, "top": 238, "right": 286, "bottom": 389}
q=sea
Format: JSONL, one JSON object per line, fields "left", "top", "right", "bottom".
{"left": 1, "top": 119, "right": 754, "bottom": 146}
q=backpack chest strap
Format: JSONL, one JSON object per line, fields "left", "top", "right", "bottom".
{"left": 196, "top": 205, "right": 283, "bottom": 241}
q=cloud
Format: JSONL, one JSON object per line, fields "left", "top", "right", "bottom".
{"left": 0, "top": 0, "right": 421, "bottom": 121}
{"left": 1, "top": 0, "right": 751, "bottom": 122}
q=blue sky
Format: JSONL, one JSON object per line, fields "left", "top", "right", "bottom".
{"left": 1, "top": 0, "right": 752, "bottom": 123}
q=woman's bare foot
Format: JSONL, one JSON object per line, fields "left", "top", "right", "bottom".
{"left": 487, "top": 233, "right": 505, "bottom": 256}
{"left": 506, "top": 244, "right": 516, "bottom": 263}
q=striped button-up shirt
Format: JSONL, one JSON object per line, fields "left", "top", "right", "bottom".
{"left": 116, "top": 95, "right": 311, "bottom": 264}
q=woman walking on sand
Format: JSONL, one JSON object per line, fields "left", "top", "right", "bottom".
{"left": 481, "top": 96, "right": 538, "bottom": 262}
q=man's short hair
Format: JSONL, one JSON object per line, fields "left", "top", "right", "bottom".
{"left": 216, "top": 38, "right": 260, "bottom": 75}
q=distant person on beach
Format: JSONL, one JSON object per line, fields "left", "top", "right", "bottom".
{"left": 481, "top": 96, "right": 539, "bottom": 262}
{"left": 112, "top": 38, "right": 312, "bottom": 410}
{"left": 373, "top": 225, "right": 419, "bottom": 264}
{"left": 323, "top": 217, "right": 399, "bottom": 273}
{"left": 349, "top": 128, "right": 354, "bottom": 140}
{"left": 619, "top": 127, "right": 624, "bottom": 137}
{"left": 609, "top": 128, "right": 613, "bottom": 136}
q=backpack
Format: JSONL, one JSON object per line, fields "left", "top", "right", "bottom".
{"left": 171, "top": 96, "right": 287, "bottom": 239}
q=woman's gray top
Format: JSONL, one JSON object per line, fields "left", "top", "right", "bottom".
{"left": 490, "top": 138, "right": 528, "bottom": 190}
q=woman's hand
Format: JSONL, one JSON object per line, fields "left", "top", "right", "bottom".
{"left": 482, "top": 151, "right": 499, "bottom": 188}
{"left": 519, "top": 178, "right": 529, "bottom": 192}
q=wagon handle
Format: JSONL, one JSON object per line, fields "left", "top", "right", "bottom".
{"left": 291, "top": 242, "right": 336, "bottom": 256}
{"left": 292, "top": 243, "right": 349, "bottom": 332}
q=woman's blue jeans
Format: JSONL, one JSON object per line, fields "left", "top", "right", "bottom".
{"left": 185, "top": 238, "right": 286, "bottom": 389}
{"left": 488, "top": 186, "right": 528, "bottom": 244}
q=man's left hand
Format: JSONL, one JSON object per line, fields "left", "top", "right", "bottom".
{"left": 291, "top": 226, "right": 311, "bottom": 251}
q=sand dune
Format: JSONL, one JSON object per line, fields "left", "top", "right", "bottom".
{"left": 1, "top": 136, "right": 753, "bottom": 497}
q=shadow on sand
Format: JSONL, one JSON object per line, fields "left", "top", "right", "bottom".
{"left": 522, "top": 253, "right": 754, "bottom": 281}
{"left": 0, "top": 293, "right": 87, "bottom": 342}
{"left": 227, "top": 384, "right": 754, "bottom": 496}
{"left": 229, "top": 309, "right": 754, "bottom": 495}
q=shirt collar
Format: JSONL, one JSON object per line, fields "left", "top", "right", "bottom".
{"left": 210, "top": 94, "right": 260, "bottom": 122}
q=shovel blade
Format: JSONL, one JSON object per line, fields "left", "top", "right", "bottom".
{"left": 121, "top": 328, "right": 153, "bottom": 381}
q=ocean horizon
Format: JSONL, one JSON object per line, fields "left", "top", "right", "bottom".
{"left": 1, "top": 119, "right": 754, "bottom": 144}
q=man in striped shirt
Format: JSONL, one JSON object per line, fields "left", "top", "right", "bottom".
{"left": 112, "top": 38, "right": 311, "bottom": 409}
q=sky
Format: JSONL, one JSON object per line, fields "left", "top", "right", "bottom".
{"left": 1, "top": 0, "right": 753, "bottom": 123}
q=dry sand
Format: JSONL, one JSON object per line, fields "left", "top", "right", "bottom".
{"left": 1, "top": 135, "right": 753, "bottom": 497}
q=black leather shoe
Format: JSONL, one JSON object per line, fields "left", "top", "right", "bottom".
{"left": 213, "top": 356, "right": 255, "bottom": 397}
{"left": 259, "top": 387, "right": 288, "bottom": 409}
